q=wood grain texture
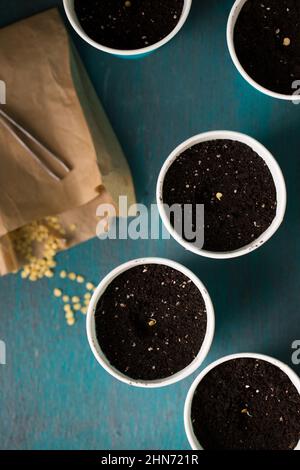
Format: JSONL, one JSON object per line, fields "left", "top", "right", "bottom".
{"left": 0, "top": 0, "right": 300, "bottom": 450}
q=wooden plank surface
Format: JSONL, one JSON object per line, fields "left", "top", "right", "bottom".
{"left": 0, "top": 0, "right": 299, "bottom": 450}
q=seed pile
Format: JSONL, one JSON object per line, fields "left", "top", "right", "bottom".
{"left": 12, "top": 217, "right": 95, "bottom": 326}
{"left": 234, "top": 0, "right": 300, "bottom": 95}
{"left": 191, "top": 358, "right": 300, "bottom": 450}
{"left": 162, "top": 139, "right": 277, "bottom": 252}
{"left": 95, "top": 264, "right": 207, "bottom": 381}
{"left": 12, "top": 217, "right": 66, "bottom": 281}
{"left": 75, "top": 0, "right": 184, "bottom": 50}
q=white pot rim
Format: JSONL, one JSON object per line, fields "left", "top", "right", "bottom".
{"left": 156, "top": 130, "right": 287, "bottom": 259}
{"left": 184, "top": 352, "right": 300, "bottom": 450}
{"left": 86, "top": 257, "right": 215, "bottom": 388}
{"left": 63, "top": 0, "right": 192, "bottom": 57}
{"left": 227, "top": 0, "right": 300, "bottom": 101}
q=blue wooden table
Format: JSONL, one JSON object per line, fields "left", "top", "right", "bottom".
{"left": 0, "top": 0, "right": 300, "bottom": 450}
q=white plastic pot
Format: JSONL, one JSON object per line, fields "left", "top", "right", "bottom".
{"left": 184, "top": 352, "right": 300, "bottom": 450}
{"left": 86, "top": 257, "right": 215, "bottom": 388}
{"left": 63, "top": 0, "right": 192, "bottom": 58}
{"left": 156, "top": 130, "right": 287, "bottom": 259}
{"left": 227, "top": 0, "right": 300, "bottom": 101}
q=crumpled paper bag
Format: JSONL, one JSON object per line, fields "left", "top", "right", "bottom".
{"left": 0, "top": 8, "right": 136, "bottom": 275}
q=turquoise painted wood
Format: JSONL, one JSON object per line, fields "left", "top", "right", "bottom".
{"left": 0, "top": 0, "right": 300, "bottom": 450}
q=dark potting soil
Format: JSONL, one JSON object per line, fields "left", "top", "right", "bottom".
{"left": 162, "top": 140, "right": 277, "bottom": 252}
{"left": 74, "top": 0, "right": 184, "bottom": 50}
{"left": 234, "top": 0, "right": 300, "bottom": 95}
{"left": 191, "top": 358, "right": 300, "bottom": 450}
{"left": 95, "top": 264, "right": 207, "bottom": 381}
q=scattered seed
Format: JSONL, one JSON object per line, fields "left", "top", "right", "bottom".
{"left": 53, "top": 288, "right": 62, "bottom": 297}
{"left": 67, "top": 317, "right": 76, "bottom": 326}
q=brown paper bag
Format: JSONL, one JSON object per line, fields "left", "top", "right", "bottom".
{"left": 0, "top": 8, "right": 136, "bottom": 275}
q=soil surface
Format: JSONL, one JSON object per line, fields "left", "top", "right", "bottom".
{"left": 95, "top": 264, "right": 207, "bottom": 380}
{"left": 75, "top": 0, "right": 184, "bottom": 50}
{"left": 191, "top": 358, "right": 300, "bottom": 450}
{"left": 162, "top": 139, "right": 277, "bottom": 252}
{"left": 234, "top": 0, "right": 300, "bottom": 95}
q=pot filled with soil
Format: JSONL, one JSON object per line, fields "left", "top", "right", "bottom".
{"left": 86, "top": 258, "right": 215, "bottom": 387}
{"left": 157, "top": 131, "right": 286, "bottom": 259}
{"left": 63, "top": 0, "right": 192, "bottom": 58}
{"left": 184, "top": 353, "right": 300, "bottom": 450}
{"left": 227, "top": 0, "right": 300, "bottom": 100}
